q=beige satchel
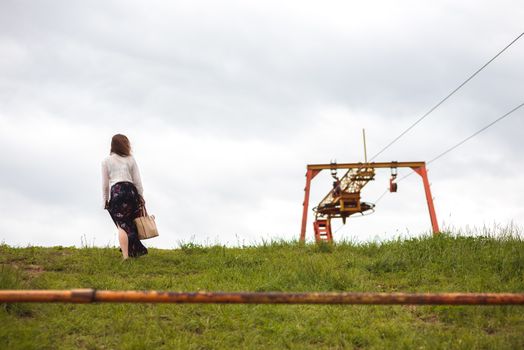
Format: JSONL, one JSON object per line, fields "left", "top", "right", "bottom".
{"left": 134, "top": 207, "right": 159, "bottom": 240}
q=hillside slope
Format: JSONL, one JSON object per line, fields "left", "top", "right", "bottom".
{"left": 1, "top": 233, "right": 523, "bottom": 349}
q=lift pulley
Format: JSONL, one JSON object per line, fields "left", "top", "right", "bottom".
{"left": 390, "top": 166, "right": 398, "bottom": 193}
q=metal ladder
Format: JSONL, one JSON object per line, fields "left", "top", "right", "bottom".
{"left": 313, "top": 219, "right": 333, "bottom": 242}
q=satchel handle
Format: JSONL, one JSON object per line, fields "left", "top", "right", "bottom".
{"left": 138, "top": 194, "right": 148, "bottom": 217}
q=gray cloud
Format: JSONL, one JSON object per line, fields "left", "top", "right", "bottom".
{"left": 1, "top": 0, "right": 523, "bottom": 246}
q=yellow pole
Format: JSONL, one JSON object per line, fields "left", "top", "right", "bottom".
{"left": 362, "top": 129, "right": 368, "bottom": 163}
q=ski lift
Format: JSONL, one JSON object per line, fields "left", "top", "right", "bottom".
{"left": 300, "top": 131, "right": 439, "bottom": 243}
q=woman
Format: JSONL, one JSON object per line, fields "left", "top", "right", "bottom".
{"left": 102, "top": 134, "right": 148, "bottom": 259}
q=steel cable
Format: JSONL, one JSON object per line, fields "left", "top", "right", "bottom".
{"left": 373, "top": 101, "right": 524, "bottom": 204}
{"left": 370, "top": 32, "right": 524, "bottom": 161}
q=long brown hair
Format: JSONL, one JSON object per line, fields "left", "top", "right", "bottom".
{"left": 110, "top": 134, "right": 131, "bottom": 156}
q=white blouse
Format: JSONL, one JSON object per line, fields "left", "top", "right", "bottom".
{"left": 101, "top": 154, "right": 144, "bottom": 206}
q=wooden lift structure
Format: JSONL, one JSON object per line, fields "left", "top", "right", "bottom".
{"left": 300, "top": 161, "right": 439, "bottom": 242}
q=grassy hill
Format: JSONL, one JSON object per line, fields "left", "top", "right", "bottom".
{"left": 1, "top": 232, "right": 523, "bottom": 349}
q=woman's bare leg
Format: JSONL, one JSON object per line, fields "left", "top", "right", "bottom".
{"left": 118, "top": 227, "right": 129, "bottom": 259}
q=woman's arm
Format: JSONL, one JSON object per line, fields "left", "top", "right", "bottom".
{"left": 102, "top": 160, "right": 110, "bottom": 208}
{"left": 131, "top": 157, "right": 144, "bottom": 198}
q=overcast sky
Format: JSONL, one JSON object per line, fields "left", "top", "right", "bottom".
{"left": 1, "top": 0, "right": 523, "bottom": 248}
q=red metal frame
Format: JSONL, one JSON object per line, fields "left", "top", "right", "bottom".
{"left": 412, "top": 165, "right": 439, "bottom": 234}
{"left": 300, "top": 162, "right": 439, "bottom": 242}
{"left": 300, "top": 169, "right": 320, "bottom": 242}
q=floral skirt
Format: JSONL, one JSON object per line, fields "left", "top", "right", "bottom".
{"left": 107, "top": 182, "right": 148, "bottom": 258}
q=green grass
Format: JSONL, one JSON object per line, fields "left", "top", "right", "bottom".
{"left": 1, "top": 232, "right": 523, "bottom": 349}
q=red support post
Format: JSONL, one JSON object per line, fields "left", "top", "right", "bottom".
{"left": 300, "top": 169, "right": 321, "bottom": 242}
{"left": 412, "top": 165, "right": 440, "bottom": 235}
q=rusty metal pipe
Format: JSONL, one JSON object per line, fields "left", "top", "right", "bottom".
{"left": 1, "top": 290, "right": 524, "bottom": 305}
